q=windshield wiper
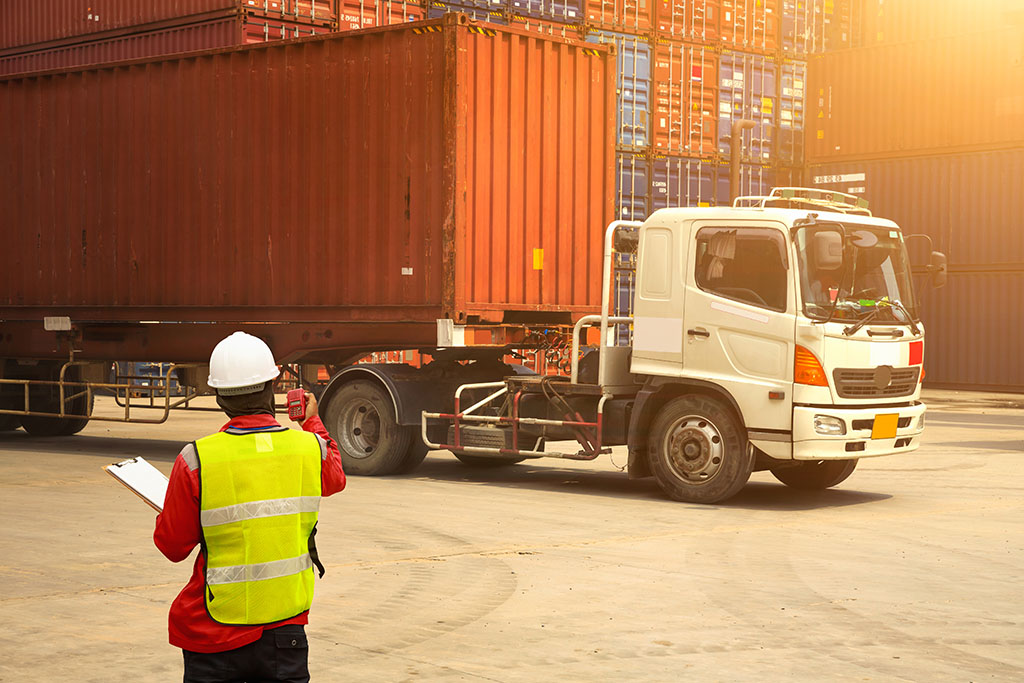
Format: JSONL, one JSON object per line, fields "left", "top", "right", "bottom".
{"left": 884, "top": 299, "right": 921, "bottom": 335}
{"left": 843, "top": 306, "right": 881, "bottom": 336}
{"left": 843, "top": 299, "right": 921, "bottom": 336}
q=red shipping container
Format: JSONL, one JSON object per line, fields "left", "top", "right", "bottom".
{"left": 0, "top": 13, "right": 335, "bottom": 76}
{"left": 654, "top": 0, "right": 720, "bottom": 42}
{"left": 377, "top": 0, "right": 425, "bottom": 25}
{"left": 652, "top": 40, "right": 718, "bottom": 157}
{"left": 586, "top": 0, "right": 652, "bottom": 34}
{"left": 1, "top": 1, "right": 339, "bottom": 51}
{"left": 719, "top": 0, "right": 778, "bottom": 53}
{"left": 336, "top": 0, "right": 380, "bottom": 30}
{"left": 0, "top": 15, "right": 617, "bottom": 363}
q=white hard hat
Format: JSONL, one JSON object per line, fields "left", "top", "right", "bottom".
{"left": 207, "top": 332, "right": 279, "bottom": 395}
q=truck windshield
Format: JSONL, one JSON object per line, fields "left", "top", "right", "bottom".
{"left": 796, "top": 224, "right": 919, "bottom": 323}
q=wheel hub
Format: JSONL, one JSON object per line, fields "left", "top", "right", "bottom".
{"left": 337, "top": 399, "right": 382, "bottom": 459}
{"left": 665, "top": 416, "right": 723, "bottom": 483}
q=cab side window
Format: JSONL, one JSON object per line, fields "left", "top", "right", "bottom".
{"left": 694, "top": 227, "right": 788, "bottom": 311}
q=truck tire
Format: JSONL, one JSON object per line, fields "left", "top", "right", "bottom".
{"left": 0, "top": 414, "right": 20, "bottom": 431}
{"left": 648, "top": 394, "right": 752, "bottom": 504}
{"left": 20, "top": 392, "right": 93, "bottom": 436}
{"left": 771, "top": 459, "right": 858, "bottom": 490}
{"left": 323, "top": 379, "right": 410, "bottom": 475}
{"left": 394, "top": 427, "right": 430, "bottom": 474}
{"left": 453, "top": 453, "right": 527, "bottom": 467}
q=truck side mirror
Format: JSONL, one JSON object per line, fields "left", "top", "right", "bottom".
{"left": 928, "top": 251, "right": 948, "bottom": 289}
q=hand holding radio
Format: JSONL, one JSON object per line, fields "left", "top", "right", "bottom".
{"left": 286, "top": 389, "right": 318, "bottom": 423}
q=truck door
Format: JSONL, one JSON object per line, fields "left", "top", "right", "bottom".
{"left": 683, "top": 221, "right": 795, "bottom": 438}
{"left": 630, "top": 223, "right": 688, "bottom": 375}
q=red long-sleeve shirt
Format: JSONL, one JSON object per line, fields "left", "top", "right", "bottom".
{"left": 154, "top": 413, "right": 345, "bottom": 653}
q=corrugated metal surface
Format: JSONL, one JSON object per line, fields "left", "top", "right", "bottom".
{"left": 0, "top": 16, "right": 616, "bottom": 327}
{"left": 507, "top": 14, "right": 585, "bottom": 38}
{"left": 616, "top": 152, "right": 650, "bottom": 219}
{"left": 0, "top": 17, "right": 239, "bottom": 76}
{"left": 809, "top": 148, "right": 1024, "bottom": 390}
{"left": 650, "top": 155, "right": 715, "bottom": 210}
{"left": 586, "top": 0, "right": 653, "bottom": 34}
{"left": 335, "top": 0, "right": 379, "bottom": 30}
{"left": 856, "top": 0, "right": 1024, "bottom": 49}
{"left": 914, "top": 272, "right": 1024, "bottom": 391}
{"left": 652, "top": 40, "right": 717, "bottom": 157}
{"left": 377, "top": 0, "right": 425, "bottom": 25}
{"left": 809, "top": 148, "right": 1024, "bottom": 268}
{"left": 654, "top": 0, "right": 719, "bottom": 41}
{"left": 719, "top": 0, "right": 778, "bottom": 53}
{"left": 718, "top": 50, "right": 776, "bottom": 162}
{"left": 587, "top": 30, "right": 651, "bottom": 150}
{"left": 807, "top": 26, "right": 1024, "bottom": 163}
{"left": 509, "top": 0, "right": 584, "bottom": 23}
{"left": 714, "top": 161, "right": 773, "bottom": 204}
{"left": 0, "top": 1, "right": 340, "bottom": 50}
{"left": 776, "top": 58, "right": 805, "bottom": 165}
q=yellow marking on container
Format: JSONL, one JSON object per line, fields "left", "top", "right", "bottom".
{"left": 817, "top": 130, "right": 824, "bottom": 139}
{"left": 533, "top": 248, "right": 544, "bottom": 270}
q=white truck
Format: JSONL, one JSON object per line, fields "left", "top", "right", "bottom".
{"left": 418, "top": 188, "right": 948, "bottom": 503}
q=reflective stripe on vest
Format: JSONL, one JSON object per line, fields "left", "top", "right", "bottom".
{"left": 196, "top": 428, "right": 322, "bottom": 626}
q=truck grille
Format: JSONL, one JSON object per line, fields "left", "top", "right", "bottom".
{"left": 833, "top": 367, "right": 920, "bottom": 398}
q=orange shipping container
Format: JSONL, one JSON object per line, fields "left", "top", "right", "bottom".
{"left": 806, "top": 27, "right": 1024, "bottom": 163}
{"left": 652, "top": 40, "right": 718, "bottom": 157}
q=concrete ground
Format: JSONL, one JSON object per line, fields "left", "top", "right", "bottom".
{"left": 0, "top": 389, "right": 1021, "bottom": 682}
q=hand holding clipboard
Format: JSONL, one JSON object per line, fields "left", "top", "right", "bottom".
{"left": 103, "top": 457, "right": 169, "bottom": 512}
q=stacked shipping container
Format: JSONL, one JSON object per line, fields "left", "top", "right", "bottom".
{"left": 806, "top": 13, "right": 1024, "bottom": 390}
{"left": 0, "top": 1, "right": 427, "bottom": 75}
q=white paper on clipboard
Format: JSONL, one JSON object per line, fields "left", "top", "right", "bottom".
{"left": 103, "top": 457, "right": 169, "bottom": 512}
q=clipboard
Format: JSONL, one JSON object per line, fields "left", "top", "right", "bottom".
{"left": 104, "top": 457, "right": 169, "bottom": 512}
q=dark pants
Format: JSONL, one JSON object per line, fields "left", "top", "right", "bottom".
{"left": 182, "top": 625, "right": 309, "bottom": 683}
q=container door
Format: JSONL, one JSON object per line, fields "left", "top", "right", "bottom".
{"left": 682, "top": 221, "right": 795, "bottom": 432}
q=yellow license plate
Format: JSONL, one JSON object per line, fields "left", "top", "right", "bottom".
{"left": 871, "top": 413, "right": 899, "bottom": 439}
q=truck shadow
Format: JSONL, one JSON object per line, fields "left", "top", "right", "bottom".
{"left": 0, "top": 431, "right": 184, "bottom": 465}
{"left": 405, "top": 455, "right": 891, "bottom": 511}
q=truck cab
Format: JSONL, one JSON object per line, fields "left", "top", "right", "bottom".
{"left": 423, "top": 188, "right": 945, "bottom": 504}
{"left": 626, "top": 189, "right": 935, "bottom": 500}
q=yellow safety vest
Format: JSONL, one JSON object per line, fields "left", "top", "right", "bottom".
{"left": 195, "top": 428, "right": 323, "bottom": 625}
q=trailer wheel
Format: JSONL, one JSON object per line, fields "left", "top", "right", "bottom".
{"left": 771, "top": 459, "right": 858, "bottom": 490}
{"left": 323, "top": 379, "right": 410, "bottom": 475}
{"left": 0, "top": 414, "right": 20, "bottom": 431}
{"left": 648, "top": 394, "right": 752, "bottom": 504}
{"left": 394, "top": 427, "right": 430, "bottom": 474}
{"left": 20, "top": 393, "right": 93, "bottom": 436}
{"left": 453, "top": 453, "right": 527, "bottom": 467}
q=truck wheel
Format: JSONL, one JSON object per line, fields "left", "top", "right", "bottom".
{"left": 0, "top": 414, "right": 20, "bottom": 431}
{"left": 454, "top": 453, "right": 527, "bottom": 467}
{"left": 20, "top": 392, "right": 93, "bottom": 436}
{"left": 323, "top": 379, "right": 410, "bottom": 475}
{"left": 771, "top": 459, "right": 858, "bottom": 490}
{"left": 648, "top": 394, "right": 752, "bottom": 504}
{"left": 395, "top": 428, "right": 430, "bottom": 474}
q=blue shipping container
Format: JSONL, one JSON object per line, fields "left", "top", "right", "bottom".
{"left": 508, "top": 0, "right": 583, "bottom": 23}
{"left": 718, "top": 51, "right": 777, "bottom": 163}
{"left": 777, "top": 59, "right": 806, "bottom": 166}
{"left": 616, "top": 151, "right": 650, "bottom": 220}
{"left": 715, "top": 162, "right": 775, "bottom": 206}
{"left": 588, "top": 31, "right": 652, "bottom": 150}
{"left": 650, "top": 156, "right": 716, "bottom": 212}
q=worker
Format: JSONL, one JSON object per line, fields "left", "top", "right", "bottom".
{"left": 154, "top": 331, "right": 345, "bottom": 682}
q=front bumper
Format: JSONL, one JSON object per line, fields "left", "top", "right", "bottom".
{"left": 792, "top": 402, "right": 925, "bottom": 461}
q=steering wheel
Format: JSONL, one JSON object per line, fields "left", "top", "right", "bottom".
{"left": 718, "top": 287, "right": 768, "bottom": 307}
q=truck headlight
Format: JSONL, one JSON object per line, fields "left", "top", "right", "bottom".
{"left": 917, "top": 414, "right": 925, "bottom": 429}
{"left": 813, "top": 415, "right": 847, "bottom": 436}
